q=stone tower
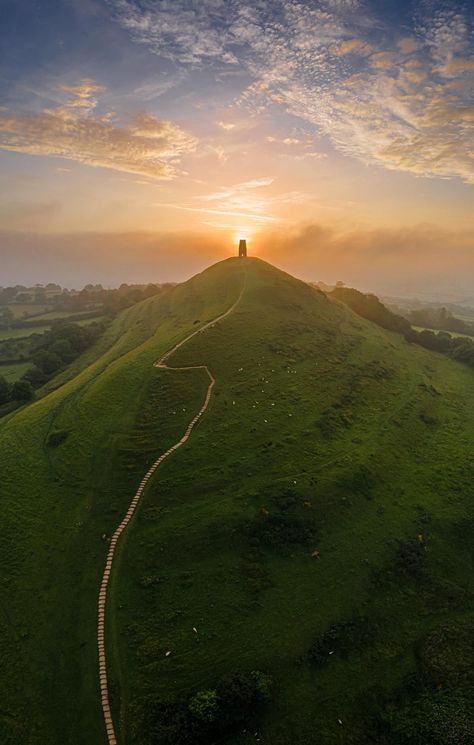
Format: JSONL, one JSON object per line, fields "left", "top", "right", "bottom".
{"left": 238, "top": 239, "right": 247, "bottom": 257}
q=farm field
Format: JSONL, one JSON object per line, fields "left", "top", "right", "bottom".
{"left": 0, "top": 362, "right": 32, "bottom": 382}
{"left": 412, "top": 325, "right": 473, "bottom": 339}
{"left": 0, "top": 325, "right": 52, "bottom": 340}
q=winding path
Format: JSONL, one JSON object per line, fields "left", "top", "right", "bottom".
{"left": 97, "top": 281, "right": 245, "bottom": 745}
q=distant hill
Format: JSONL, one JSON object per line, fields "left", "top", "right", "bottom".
{"left": 1, "top": 258, "right": 474, "bottom": 745}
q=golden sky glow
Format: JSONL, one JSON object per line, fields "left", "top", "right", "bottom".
{"left": 0, "top": 0, "right": 473, "bottom": 292}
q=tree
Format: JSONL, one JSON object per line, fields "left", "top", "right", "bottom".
{"left": 0, "top": 375, "right": 11, "bottom": 404}
{"left": 11, "top": 380, "right": 34, "bottom": 401}
{"left": 188, "top": 690, "right": 219, "bottom": 723}
{"left": 22, "top": 366, "right": 46, "bottom": 387}
{"left": 0, "top": 306, "right": 14, "bottom": 325}
{"left": 32, "top": 350, "right": 62, "bottom": 375}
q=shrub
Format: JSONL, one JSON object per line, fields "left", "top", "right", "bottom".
{"left": 11, "top": 379, "right": 34, "bottom": 401}
{"left": 0, "top": 375, "right": 10, "bottom": 404}
{"left": 308, "top": 615, "right": 374, "bottom": 666}
{"left": 32, "top": 350, "right": 62, "bottom": 375}
{"left": 188, "top": 690, "right": 218, "bottom": 723}
{"left": 131, "top": 670, "right": 273, "bottom": 745}
{"left": 418, "top": 622, "right": 474, "bottom": 686}
{"left": 22, "top": 365, "right": 46, "bottom": 387}
{"left": 392, "top": 689, "right": 474, "bottom": 745}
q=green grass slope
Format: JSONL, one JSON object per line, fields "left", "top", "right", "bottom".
{"left": 1, "top": 257, "right": 474, "bottom": 745}
{"left": 111, "top": 259, "right": 474, "bottom": 745}
{"left": 0, "top": 260, "right": 244, "bottom": 744}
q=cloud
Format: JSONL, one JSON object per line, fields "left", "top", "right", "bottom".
{"left": 256, "top": 222, "right": 474, "bottom": 293}
{"left": 397, "top": 37, "right": 420, "bottom": 55}
{"left": 156, "top": 176, "right": 278, "bottom": 226}
{"left": 0, "top": 80, "right": 197, "bottom": 179}
{"left": 60, "top": 80, "right": 104, "bottom": 112}
{"left": 109, "top": 0, "right": 474, "bottom": 184}
{"left": 266, "top": 136, "right": 301, "bottom": 145}
{"left": 332, "top": 38, "right": 372, "bottom": 57}
{"left": 291, "top": 151, "right": 328, "bottom": 161}
{"left": 108, "top": 0, "right": 238, "bottom": 66}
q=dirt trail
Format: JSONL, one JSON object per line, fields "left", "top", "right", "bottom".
{"left": 97, "top": 281, "right": 245, "bottom": 745}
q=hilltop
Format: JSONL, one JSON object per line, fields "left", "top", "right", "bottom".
{"left": 1, "top": 258, "right": 474, "bottom": 745}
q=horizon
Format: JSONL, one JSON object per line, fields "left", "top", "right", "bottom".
{"left": 2, "top": 231, "right": 474, "bottom": 301}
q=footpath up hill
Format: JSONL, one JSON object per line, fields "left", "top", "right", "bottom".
{"left": 1, "top": 258, "right": 474, "bottom": 745}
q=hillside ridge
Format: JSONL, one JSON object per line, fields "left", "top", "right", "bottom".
{"left": 98, "top": 270, "right": 247, "bottom": 745}
{"left": 1, "top": 257, "right": 474, "bottom": 745}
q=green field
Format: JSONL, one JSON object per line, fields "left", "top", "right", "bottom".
{"left": 5, "top": 303, "right": 51, "bottom": 319}
{"left": 31, "top": 310, "right": 102, "bottom": 322}
{"left": 1, "top": 258, "right": 474, "bottom": 745}
{"left": 0, "top": 362, "right": 32, "bottom": 382}
{"left": 413, "top": 325, "right": 473, "bottom": 339}
{"left": 76, "top": 315, "right": 105, "bottom": 327}
{"left": 0, "top": 325, "right": 51, "bottom": 340}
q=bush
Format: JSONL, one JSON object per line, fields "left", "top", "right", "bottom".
{"left": 22, "top": 365, "right": 46, "bottom": 387}
{"left": 11, "top": 379, "right": 34, "bottom": 401}
{"left": 330, "top": 287, "right": 411, "bottom": 334}
{"left": 392, "top": 689, "right": 474, "bottom": 745}
{"left": 188, "top": 690, "right": 218, "bottom": 723}
{"left": 131, "top": 670, "right": 273, "bottom": 745}
{"left": 0, "top": 375, "right": 10, "bottom": 404}
{"left": 418, "top": 622, "right": 474, "bottom": 686}
{"left": 32, "top": 350, "right": 62, "bottom": 375}
{"left": 308, "top": 615, "right": 373, "bottom": 666}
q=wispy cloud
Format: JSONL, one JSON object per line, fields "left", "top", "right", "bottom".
{"left": 155, "top": 176, "right": 278, "bottom": 225}
{"left": 216, "top": 121, "right": 236, "bottom": 130}
{"left": 154, "top": 203, "right": 277, "bottom": 222}
{"left": 0, "top": 80, "right": 197, "bottom": 179}
{"left": 110, "top": 0, "right": 474, "bottom": 184}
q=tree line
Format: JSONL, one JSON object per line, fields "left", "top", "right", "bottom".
{"left": 330, "top": 287, "right": 474, "bottom": 369}
{"left": 0, "top": 321, "right": 104, "bottom": 405}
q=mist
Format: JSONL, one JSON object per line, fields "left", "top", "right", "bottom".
{"left": 1, "top": 223, "right": 473, "bottom": 299}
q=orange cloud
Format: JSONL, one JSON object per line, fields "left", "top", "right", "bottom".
{"left": 0, "top": 81, "right": 197, "bottom": 179}
{"left": 332, "top": 39, "right": 372, "bottom": 56}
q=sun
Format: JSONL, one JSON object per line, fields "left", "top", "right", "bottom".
{"left": 232, "top": 230, "right": 252, "bottom": 246}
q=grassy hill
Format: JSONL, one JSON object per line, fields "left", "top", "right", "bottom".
{"left": 1, "top": 257, "right": 474, "bottom": 745}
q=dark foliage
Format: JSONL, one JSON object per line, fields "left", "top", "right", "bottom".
{"left": 330, "top": 287, "right": 411, "bottom": 334}
{"left": 307, "top": 615, "right": 374, "bottom": 666}
{"left": 130, "top": 670, "right": 272, "bottom": 745}
{"left": 26, "top": 322, "right": 104, "bottom": 388}
{"left": 408, "top": 306, "right": 474, "bottom": 336}
{"left": 331, "top": 286, "right": 474, "bottom": 372}
{"left": 0, "top": 375, "right": 10, "bottom": 404}
{"left": 11, "top": 379, "right": 34, "bottom": 401}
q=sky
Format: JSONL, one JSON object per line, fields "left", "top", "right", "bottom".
{"left": 0, "top": 0, "right": 473, "bottom": 294}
